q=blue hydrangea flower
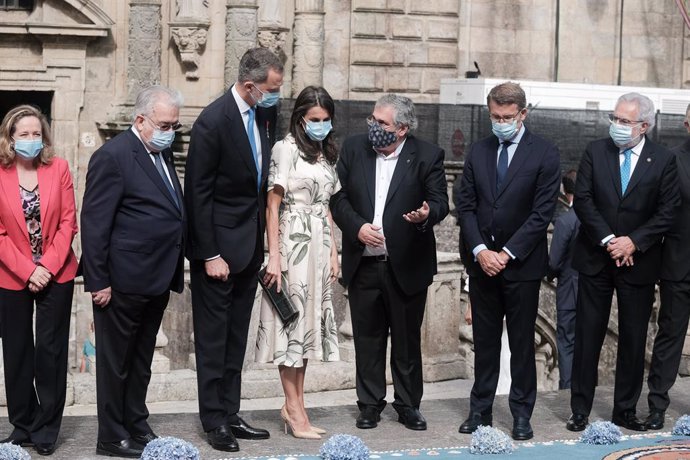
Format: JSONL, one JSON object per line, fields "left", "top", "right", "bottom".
{"left": 141, "top": 436, "right": 200, "bottom": 460}
{"left": 0, "top": 442, "right": 31, "bottom": 460}
{"left": 672, "top": 414, "right": 690, "bottom": 436}
{"left": 580, "top": 421, "right": 622, "bottom": 445}
{"left": 319, "top": 434, "right": 369, "bottom": 460}
{"left": 469, "top": 426, "right": 514, "bottom": 455}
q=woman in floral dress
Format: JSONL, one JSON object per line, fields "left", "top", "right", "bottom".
{"left": 255, "top": 86, "right": 340, "bottom": 439}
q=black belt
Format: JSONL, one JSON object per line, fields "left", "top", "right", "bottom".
{"left": 362, "top": 254, "right": 389, "bottom": 262}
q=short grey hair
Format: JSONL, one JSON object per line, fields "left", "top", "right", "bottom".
{"left": 375, "top": 94, "right": 418, "bottom": 131}
{"left": 617, "top": 92, "right": 656, "bottom": 129}
{"left": 132, "top": 85, "right": 184, "bottom": 121}
{"left": 237, "top": 47, "right": 284, "bottom": 83}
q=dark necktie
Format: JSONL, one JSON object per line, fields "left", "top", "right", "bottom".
{"left": 247, "top": 107, "right": 261, "bottom": 191}
{"left": 153, "top": 152, "right": 179, "bottom": 209}
{"left": 496, "top": 141, "right": 512, "bottom": 190}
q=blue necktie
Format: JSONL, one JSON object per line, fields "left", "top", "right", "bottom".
{"left": 247, "top": 107, "right": 261, "bottom": 191}
{"left": 153, "top": 152, "right": 179, "bottom": 209}
{"left": 496, "top": 141, "right": 511, "bottom": 190}
{"left": 620, "top": 148, "right": 632, "bottom": 194}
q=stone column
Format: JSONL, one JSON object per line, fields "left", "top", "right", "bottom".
{"left": 127, "top": 0, "right": 162, "bottom": 102}
{"left": 292, "top": 0, "right": 325, "bottom": 94}
{"left": 224, "top": 0, "right": 258, "bottom": 89}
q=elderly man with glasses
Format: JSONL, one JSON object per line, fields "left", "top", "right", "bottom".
{"left": 565, "top": 92, "right": 679, "bottom": 433}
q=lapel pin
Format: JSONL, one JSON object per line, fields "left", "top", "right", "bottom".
{"left": 646, "top": 157, "right": 651, "bottom": 162}
{"left": 407, "top": 159, "right": 410, "bottom": 163}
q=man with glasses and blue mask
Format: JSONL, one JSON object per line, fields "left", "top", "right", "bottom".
{"left": 565, "top": 92, "right": 679, "bottom": 434}
{"left": 456, "top": 82, "right": 560, "bottom": 441}
{"left": 331, "top": 94, "right": 449, "bottom": 432}
{"left": 81, "top": 85, "right": 186, "bottom": 458}
{"left": 184, "top": 47, "right": 283, "bottom": 453}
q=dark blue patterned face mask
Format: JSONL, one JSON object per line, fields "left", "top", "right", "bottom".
{"left": 367, "top": 120, "right": 397, "bottom": 149}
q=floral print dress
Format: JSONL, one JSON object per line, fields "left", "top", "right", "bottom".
{"left": 20, "top": 185, "right": 42, "bottom": 263}
{"left": 255, "top": 134, "right": 341, "bottom": 367}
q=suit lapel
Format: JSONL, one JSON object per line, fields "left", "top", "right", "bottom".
{"left": 363, "top": 145, "right": 376, "bottom": 210}
{"left": 224, "top": 92, "right": 259, "bottom": 183}
{"left": 605, "top": 141, "right": 623, "bottom": 200}
{"left": 385, "top": 139, "right": 415, "bottom": 206}
{"left": 37, "top": 163, "right": 55, "bottom": 230}
{"left": 623, "top": 138, "right": 653, "bottom": 198}
{"left": 162, "top": 149, "right": 184, "bottom": 216}
{"left": 676, "top": 142, "right": 690, "bottom": 185}
{"left": 485, "top": 138, "right": 499, "bottom": 198}
{"left": 256, "top": 108, "right": 272, "bottom": 189}
{"left": 0, "top": 165, "right": 30, "bottom": 244}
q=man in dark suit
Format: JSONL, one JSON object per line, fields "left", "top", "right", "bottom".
{"left": 547, "top": 170, "right": 580, "bottom": 390}
{"left": 565, "top": 92, "right": 679, "bottom": 433}
{"left": 644, "top": 103, "right": 690, "bottom": 430}
{"left": 184, "top": 47, "right": 282, "bottom": 452}
{"left": 81, "top": 85, "right": 186, "bottom": 458}
{"left": 330, "top": 94, "right": 449, "bottom": 431}
{"left": 456, "top": 82, "right": 560, "bottom": 441}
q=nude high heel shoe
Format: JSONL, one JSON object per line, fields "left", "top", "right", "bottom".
{"left": 280, "top": 406, "right": 321, "bottom": 440}
{"left": 310, "top": 425, "right": 326, "bottom": 434}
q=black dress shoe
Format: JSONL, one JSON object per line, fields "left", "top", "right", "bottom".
{"left": 207, "top": 425, "right": 239, "bottom": 452}
{"left": 566, "top": 413, "right": 588, "bottom": 432}
{"left": 356, "top": 406, "right": 381, "bottom": 429}
{"left": 35, "top": 442, "right": 56, "bottom": 456}
{"left": 131, "top": 432, "right": 158, "bottom": 447}
{"left": 612, "top": 411, "right": 647, "bottom": 431}
{"left": 512, "top": 417, "right": 534, "bottom": 441}
{"left": 229, "top": 417, "right": 270, "bottom": 440}
{"left": 0, "top": 431, "right": 31, "bottom": 446}
{"left": 458, "top": 412, "right": 493, "bottom": 434}
{"left": 645, "top": 410, "right": 665, "bottom": 430}
{"left": 96, "top": 439, "right": 143, "bottom": 458}
{"left": 396, "top": 407, "right": 427, "bottom": 431}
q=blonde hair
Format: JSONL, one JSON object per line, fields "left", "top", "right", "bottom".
{"left": 0, "top": 105, "right": 55, "bottom": 167}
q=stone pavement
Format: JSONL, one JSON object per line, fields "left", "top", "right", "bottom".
{"left": 2, "top": 377, "right": 689, "bottom": 459}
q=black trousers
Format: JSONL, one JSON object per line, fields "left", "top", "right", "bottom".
{"left": 190, "top": 260, "right": 260, "bottom": 432}
{"left": 647, "top": 279, "right": 690, "bottom": 412}
{"left": 570, "top": 269, "right": 655, "bottom": 417}
{"left": 93, "top": 289, "right": 168, "bottom": 442}
{"left": 557, "top": 307, "right": 576, "bottom": 390}
{"left": 348, "top": 258, "right": 427, "bottom": 412}
{"left": 468, "top": 274, "right": 540, "bottom": 419}
{"left": 0, "top": 281, "right": 73, "bottom": 444}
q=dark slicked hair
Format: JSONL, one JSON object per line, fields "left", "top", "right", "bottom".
{"left": 237, "top": 47, "right": 284, "bottom": 83}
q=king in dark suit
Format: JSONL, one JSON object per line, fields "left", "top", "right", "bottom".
{"left": 456, "top": 82, "right": 561, "bottom": 441}
{"left": 81, "top": 85, "right": 186, "bottom": 458}
{"left": 565, "top": 92, "right": 680, "bottom": 433}
{"left": 330, "top": 94, "right": 449, "bottom": 432}
{"left": 184, "top": 47, "right": 283, "bottom": 452}
{"left": 644, "top": 103, "right": 690, "bottom": 431}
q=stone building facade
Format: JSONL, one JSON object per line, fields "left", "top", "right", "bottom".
{"left": 0, "top": 0, "right": 689, "bottom": 404}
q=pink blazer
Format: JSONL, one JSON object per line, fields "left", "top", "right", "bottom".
{"left": 0, "top": 157, "right": 78, "bottom": 290}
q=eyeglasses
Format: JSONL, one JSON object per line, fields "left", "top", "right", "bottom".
{"left": 489, "top": 111, "right": 522, "bottom": 124}
{"left": 366, "top": 115, "right": 396, "bottom": 131}
{"left": 608, "top": 113, "right": 643, "bottom": 127}
{"left": 144, "top": 116, "right": 182, "bottom": 132}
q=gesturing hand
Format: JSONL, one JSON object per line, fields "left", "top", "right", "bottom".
{"left": 358, "top": 223, "right": 385, "bottom": 248}
{"left": 403, "top": 201, "right": 430, "bottom": 224}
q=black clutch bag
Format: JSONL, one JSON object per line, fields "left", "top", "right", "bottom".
{"left": 257, "top": 267, "right": 299, "bottom": 325}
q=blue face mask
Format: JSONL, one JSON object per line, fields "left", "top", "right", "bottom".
{"left": 149, "top": 129, "right": 175, "bottom": 151}
{"left": 609, "top": 122, "right": 639, "bottom": 147}
{"left": 491, "top": 120, "right": 518, "bottom": 142}
{"left": 253, "top": 85, "right": 280, "bottom": 108}
{"left": 13, "top": 139, "right": 44, "bottom": 160}
{"left": 304, "top": 118, "right": 332, "bottom": 141}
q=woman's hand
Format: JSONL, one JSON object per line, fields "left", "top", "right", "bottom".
{"left": 330, "top": 251, "right": 340, "bottom": 282}
{"left": 263, "top": 256, "right": 282, "bottom": 292}
{"left": 28, "top": 265, "right": 52, "bottom": 292}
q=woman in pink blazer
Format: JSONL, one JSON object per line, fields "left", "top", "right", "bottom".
{"left": 0, "top": 105, "right": 78, "bottom": 456}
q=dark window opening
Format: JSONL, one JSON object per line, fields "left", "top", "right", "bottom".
{"left": 0, "top": 91, "right": 53, "bottom": 126}
{"left": 0, "top": 0, "right": 34, "bottom": 10}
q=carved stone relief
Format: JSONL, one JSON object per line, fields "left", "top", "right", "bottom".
{"left": 171, "top": 25, "right": 209, "bottom": 80}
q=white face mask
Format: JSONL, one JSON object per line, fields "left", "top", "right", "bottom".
{"left": 491, "top": 120, "right": 518, "bottom": 142}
